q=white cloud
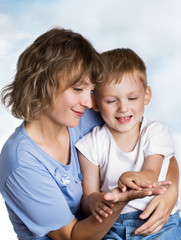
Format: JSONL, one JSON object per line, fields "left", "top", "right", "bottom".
{"left": 0, "top": 13, "right": 15, "bottom": 55}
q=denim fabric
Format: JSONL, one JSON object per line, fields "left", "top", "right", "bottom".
{"left": 103, "top": 211, "right": 181, "bottom": 240}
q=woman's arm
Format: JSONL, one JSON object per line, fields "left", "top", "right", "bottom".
{"left": 48, "top": 151, "right": 126, "bottom": 240}
{"left": 48, "top": 203, "right": 124, "bottom": 240}
{"left": 133, "top": 156, "right": 179, "bottom": 236}
{"left": 48, "top": 185, "right": 169, "bottom": 240}
{"left": 47, "top": 148, "right": 125, "bottom": 240}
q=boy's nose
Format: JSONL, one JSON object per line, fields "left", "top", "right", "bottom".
{"left": 117, "top": 101, "right": 128, "bottom": 112}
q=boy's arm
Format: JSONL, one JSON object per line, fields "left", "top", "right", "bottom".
{"left": 118, "top": 154, "right": 164, "bottom": 191}
{"left": 78, "top": 151, "right": 100, "bottom": 214}
{"left": 78, "top": 151, "right": 113, "bottom": 222}
{"left": 141, "top": 153, "right": 164, "bottom": 182}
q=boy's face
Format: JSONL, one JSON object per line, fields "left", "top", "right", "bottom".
{"left": 95, "top": 72, "right": 151, "bottom": 136}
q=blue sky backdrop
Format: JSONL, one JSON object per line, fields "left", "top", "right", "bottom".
{"left": 0, "top": 0, "right": 181, "bottom": 239}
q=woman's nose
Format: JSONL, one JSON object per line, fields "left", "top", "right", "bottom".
{"left": 81, "top": 93, "right": 92, "bottom": 109}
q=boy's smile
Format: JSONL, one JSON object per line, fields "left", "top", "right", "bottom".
{"left": 115, "top": 115, "right": 133, "bottom": 124}
{"left": 95, "top": 72, "right": 151, "bottom": 137}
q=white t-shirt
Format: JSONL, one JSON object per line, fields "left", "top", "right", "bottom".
{"left": 76, "top": 117, "right": 177, "bottom": 214}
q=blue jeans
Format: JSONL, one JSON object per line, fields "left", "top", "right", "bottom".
{"left": 103, "top": 211, "right": 181, "bottom": 240}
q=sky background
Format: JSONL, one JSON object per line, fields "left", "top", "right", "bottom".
{"left": 0, "top": 0, "right": 181, "bottom": 239}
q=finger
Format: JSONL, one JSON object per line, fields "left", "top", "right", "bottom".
{"left": 133, "top": 218, "right": 163, "bottom": 236}
{"left": 118, "top": 181, "right": 127, "bottom": 192}
{"left": 119, "top": 176, "right": 143, "bottom": 191}
{"left": 93, "top": 211, "right": 103, "bottom": 223}
{"left": 104, "top": 189, "right": 120, "bottom": 202}
{"left": 151, "top": 186, "right": 167, "bottom": 195}
{"left": 104, "top": 201, "right": 114, "bottom": 208}
{"left": 152, "top": 180, "right": 172, "bottom": 188}
{"left": 100, "top": 202, "right": 113, "bottom": 215}
{"left": 134, "top": 188, "right": 153, "bottom": 198}
{"left": 134, "top": 207, "right": 165, "bottom": 235}
{"left": 133, "top": 214, "right": 161, "bottom": 235}
{"left": 122, "top": 179, "right": 142, "bottom": 191}
{"left": 104, "top": 192, "right": 115, "bottom": 202}
{"left": 121, "top": 189, "right": 152, "bottom": 202}
{"left": 121, "top": 186, "right": 127, "bottom": 192}
{"left": 139, "top": 200, "right": 158, "bottom": 219}
{"left": 105, "top": 187, "right": 154, "bottom": 203}
{"left": 138, "top": 180, "right": 153, "bottom": 188}
{"left": 96, "top": 207, "right": 108, "bottom": 218}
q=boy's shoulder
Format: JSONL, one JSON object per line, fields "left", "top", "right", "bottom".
{"left": 83, "top": 123, "right": 107, "bottom": 139}
{"left": 141, "top": 116, "right": 171, "bottom": 141}
{"left": 141, "top": 116, "right": 168, "bottom": 132}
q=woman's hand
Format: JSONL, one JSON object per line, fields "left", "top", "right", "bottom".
{"left": 132, "top": 156, "right": 179, "bottom": 236}
{"left": 104, "top": 180, "right": 171, "bottom": 204}
{"left": 132, "top": 185, "right": 177, "bottom": 236}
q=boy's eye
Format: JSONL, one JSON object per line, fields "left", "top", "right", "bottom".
{"left": 128, "top": 97, "right": 137, "bottom": 100}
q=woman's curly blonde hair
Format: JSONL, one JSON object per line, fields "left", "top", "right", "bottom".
{"left": 1, "top": 27, "right": 104, "bottom": 121}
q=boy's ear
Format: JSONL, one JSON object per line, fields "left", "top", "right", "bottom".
{"left": 92, "top": 97, "right": 99, "bottom": 112}
{"left": 144, "top": 86, "right": 152, "bottom": 105}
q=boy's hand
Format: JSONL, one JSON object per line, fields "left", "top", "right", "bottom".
{"left": 118, "top": 171, "right": 153, "bottom": 192}
{"left": 88, "top": 192, "right": 114, "bottom": 223}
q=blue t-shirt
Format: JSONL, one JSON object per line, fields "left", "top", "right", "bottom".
{"left": 0, "top": 109, "right": 103, "bottom": 240}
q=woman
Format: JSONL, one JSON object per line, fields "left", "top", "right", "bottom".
{"left": 0, "top": 27, "right": 179, "bottom": 240}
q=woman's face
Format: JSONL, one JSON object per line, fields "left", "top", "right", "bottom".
{"left": 46, "top": 77, "right": 95, "bottom": 128}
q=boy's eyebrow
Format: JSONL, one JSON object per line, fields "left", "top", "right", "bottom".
{"left": 101, "top": 91, "right": 141, "bottom": 99}
{"left": 127, "top": 91, "right": 140, "bottom": 95}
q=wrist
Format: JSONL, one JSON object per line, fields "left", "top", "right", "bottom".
{"left": 141, "top": 169, "right": 158, "bottom": 182}
{"left": 166, "top": 182, "right": 178, "bottom": 199}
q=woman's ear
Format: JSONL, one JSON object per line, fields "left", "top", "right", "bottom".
{"left": 144, "top": 86, "right": 152, "bottom": 105}
{"left": 92, "top": 96, "right": 99, "bottom": 112}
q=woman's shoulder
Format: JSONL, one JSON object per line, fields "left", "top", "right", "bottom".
{"left": 0, "top": 122, "right": 49, "bottom": 191}
{"left": 0, "top": 123, "right": 28, "bottom": 192}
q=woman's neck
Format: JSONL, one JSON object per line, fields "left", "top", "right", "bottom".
{"left": 25, "top": 115, "right": 70, "bottom": 165}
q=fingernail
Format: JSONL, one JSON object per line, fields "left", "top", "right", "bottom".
{"left": 132, "top": 231, "right": 138, "bottom": 235}
{"left": 139, "top": 214, "right": 145, "bottom": 219}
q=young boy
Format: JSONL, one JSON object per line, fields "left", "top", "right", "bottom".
{"left": 75, "top": 48, "right": 180, "bottom": 239}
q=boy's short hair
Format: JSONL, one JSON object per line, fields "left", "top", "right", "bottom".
{"left": 1, "top": 27, "right": 104, "bottom": 121}
{"left": 97, "top": 48, "right": 147, "bottom": 91}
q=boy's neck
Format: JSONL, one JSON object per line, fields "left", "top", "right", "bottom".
{"left": 107, "top": 122, "right": 141, "bottom": 153}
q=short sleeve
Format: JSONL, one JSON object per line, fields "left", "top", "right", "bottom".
{"left": 75, "top": 126, "right": 103, "bottom": 166}
{"left": 143, "top": 122, "right": 174, "bottom": 160}
{"left": 4, "top": 165, "right": 74, "bottom": 237}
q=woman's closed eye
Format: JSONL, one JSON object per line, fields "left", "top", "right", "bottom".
{"left": 73, "top": 87, "right": 83, "bottom": 92}
{"left": 106, "top": 99, "right": 117, "bottom": 104}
